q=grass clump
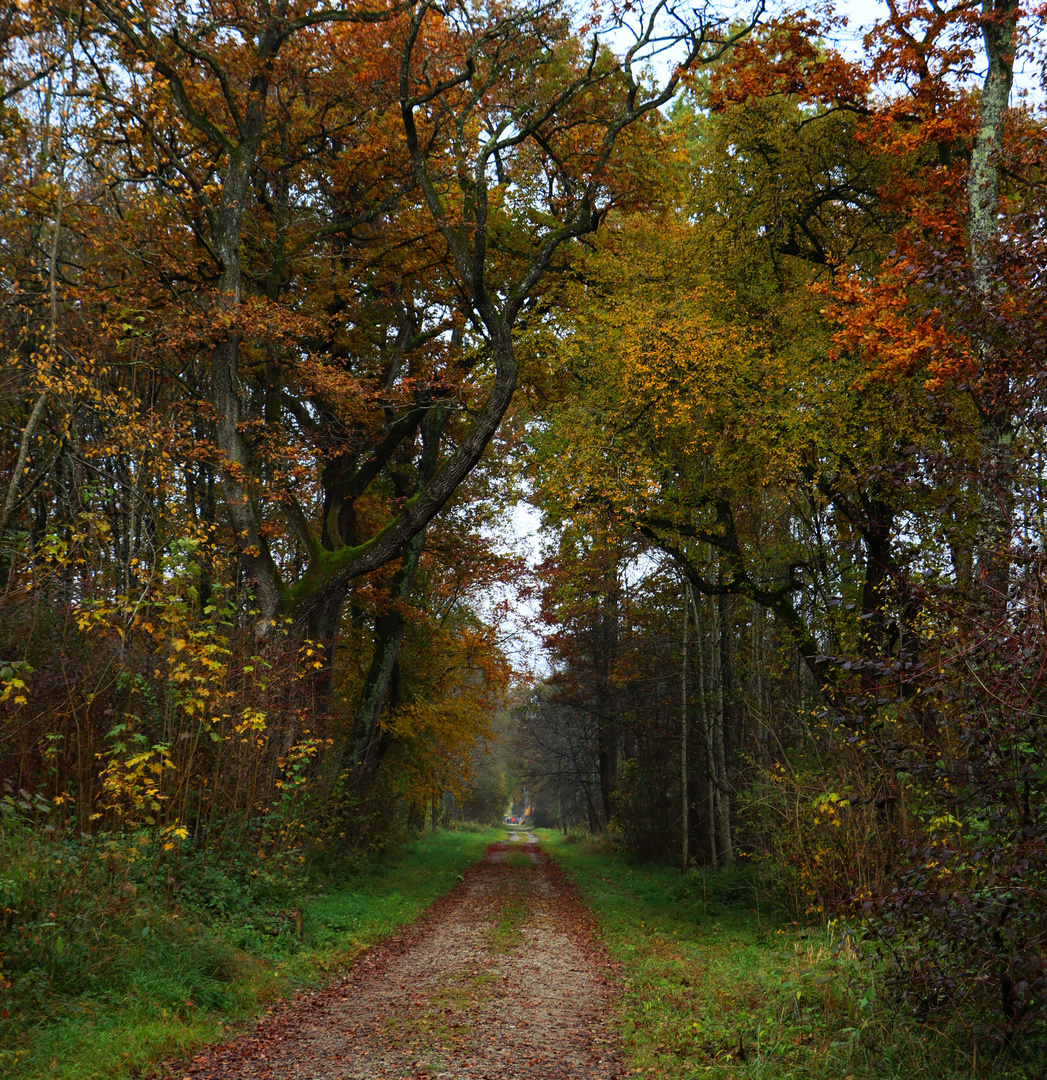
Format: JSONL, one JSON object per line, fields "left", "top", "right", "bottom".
{"left": 538, "top": 831, "right": 1035, "bottom": 1080}
{"left": 0, "top": 823, "right": 501, "bottom": 1080}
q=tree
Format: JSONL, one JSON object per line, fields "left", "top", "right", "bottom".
{"left": 72, "top": 0, "right": 762, "bottom": 641}
{"left": 1, "top": 0, "right": 767, "bottom": 841}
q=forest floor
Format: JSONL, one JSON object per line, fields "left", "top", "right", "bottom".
{"left": 8, "top": 827, "right": 1010, "bottom": 1080}
{"left": 152, "top": 838, "right": 621, "bottom": 1080}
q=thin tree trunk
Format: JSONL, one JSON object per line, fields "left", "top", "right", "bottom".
{"left": 753, "top": 601, "right": 767, "bottom": 764}
{"left": 595, "top": 570, "right": 619, "bottom": 829}
{"left": 694, "top": 588, "right": 717, "bottom": 867}
{"left": 1, "top": 78, "right": 70, "bottom": 563}
{"left": 712, "top": 594, "right": 734, "bottom": 866}
{"left": 0, "top": 392, "right": 48, "bottom": 550}
{"left": 681, "top": 584, "right": 689, "bottom": 874}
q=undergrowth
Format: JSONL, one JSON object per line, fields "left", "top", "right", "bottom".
{"left": 541, "top": 832, "right": 1045, "bottom": 1080}
{"left": 0, "top": 820, "right": 501, "bottom": 1080}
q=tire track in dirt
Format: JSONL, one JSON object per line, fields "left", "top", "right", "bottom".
{"left": 159, "top": 843, "right": 620, "bottom": 1080}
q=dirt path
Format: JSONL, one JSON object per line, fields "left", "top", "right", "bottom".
{"left": 507, "top": 828, "right": 538, "bottom": 844}
{"left": 163, "top": 843, "right": 621, "bottom": 1080}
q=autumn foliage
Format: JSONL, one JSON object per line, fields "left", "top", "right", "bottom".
{"left": 2, "top": 0, "right": 1047, "bottom": 1065}
{"left": 519, "top": 0, "right": 1047, "bottom": 1060}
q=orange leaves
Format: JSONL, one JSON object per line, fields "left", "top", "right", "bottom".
{"left": 818, "top": 264, "right": 962, "bottom": 389}
{"left": 692, "top": 0, "right": 1044, "bottom": 431}
{"left": 611, "top": 286, "right": 751, "bottom": 447}
{"left": 702, "top": 14, "right": 870, "bottom": 113}
{"left": 862, "top": 0, "right": 981, "bottom": 103}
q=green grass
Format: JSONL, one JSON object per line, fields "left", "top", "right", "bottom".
{"left": 538, "top": 831, "right": 997, "bottom": 1080}
{"left": 0, "top": 826, "right": 501, "bottom": 1080}
{"left": 503, "top": 847, "right": 531, "bottom": 869}
{"left": 490, "top": 849, "right": 530, "bottom": 954}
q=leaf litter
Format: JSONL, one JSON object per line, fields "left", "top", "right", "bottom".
{"left": 153, "top": 842, "right": 621, "bottom": 1079}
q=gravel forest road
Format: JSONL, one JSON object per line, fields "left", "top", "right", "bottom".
{"left": 160, "top": 840, "right": 621, "bottom": 1080}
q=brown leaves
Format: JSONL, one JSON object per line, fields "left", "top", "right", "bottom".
{"left": 151, "top": 843, "right": 621, "bottom": 1080}
{"left": 700, "top": 14, "right": 870, "bottom": 113}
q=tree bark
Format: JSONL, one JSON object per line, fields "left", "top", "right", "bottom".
{"left": 693, "top": 587, "right": 718, "bottom": 867}
{"left": 969, "top": 0, "right": 1020, "bottom": 604}
{"left": 346, "top": 526, "right": 427, "bottom": 817}
{"left": 681, "top": 584, "right": 690, "bottom": 875}
{"left": 712, "top": 594, "right": 734, "bottom": 867}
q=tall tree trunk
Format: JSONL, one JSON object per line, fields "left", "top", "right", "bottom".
{"left": 752, "top": 601, "right": 766, "bottom": 766}
{"left": 597, "top": 716, "right": 616, "bottom": 829}
{"left": 595, "top": 565, "right": 620, "bottom": 829}
{"left": 712, "top": 594, "right": 734, "bottom": 867}
{"left": 969, "top": 0, "right": 1020, "bottom": 604}
{"left": 681, "top": 584, "right": 690, "bottom": 874}
{"left": 694, "top": 588, "right": 718, "bottom": 866}
{"left": 586, "top": 782, "right": 600, "bottom": 834}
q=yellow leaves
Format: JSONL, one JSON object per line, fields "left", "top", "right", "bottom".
{"left": 296, "top": 640, "right": 329, "bottom": 679}
{"left": 611, "top": 288, "right": 756, "bottom": 453}
{"left": 536, "top": 213, "right": 779, "bottom": 534}
{"left": 98, "top": 736, "right": 176, "bottom": 826}
{"left": 159, "top": 822, "right": 190, "bottom": 851}
{"left": 235, "top": 707, "right": 267, "bottom": 735}
{"left": 927, "top": 812, "right": 963, "bottom": 834}
{"left": 169, "top": 664, "right": 192, "bottom": 685}
{"left": 0, "top": 660, "right": 33, "bottom": 707}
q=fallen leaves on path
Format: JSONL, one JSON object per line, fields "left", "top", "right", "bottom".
{"left": 153, "top": 843, "right": 621, "bottom": 1079}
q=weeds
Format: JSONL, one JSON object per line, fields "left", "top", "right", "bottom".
{"left": 489, "top": 847, "right": 531, "bottom": 954}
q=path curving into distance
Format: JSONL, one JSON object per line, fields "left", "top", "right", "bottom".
{"left": 160, "top": 843, "right": 621, "bottom": 1080}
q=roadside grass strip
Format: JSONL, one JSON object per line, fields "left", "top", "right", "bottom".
{"left": 540, "top": 832, "right": 986, "bottom": 1080}
{"left": 0, "top": 826, "right": 502, "bottom": 1080}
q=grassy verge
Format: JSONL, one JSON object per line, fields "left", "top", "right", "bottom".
{"left": 0, "top": 825, "right": 501, "bottom": 1080}
{"left": 539, "top": 831, "right": 992, "bottom": 1080}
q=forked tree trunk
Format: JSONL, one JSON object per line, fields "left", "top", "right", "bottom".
{"left": 345, "top": 527, "right": 427, "bottom": 816}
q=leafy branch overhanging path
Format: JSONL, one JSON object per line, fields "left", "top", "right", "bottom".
{"left": 157, "top": 842, "right": 620, "bottom": 1079}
